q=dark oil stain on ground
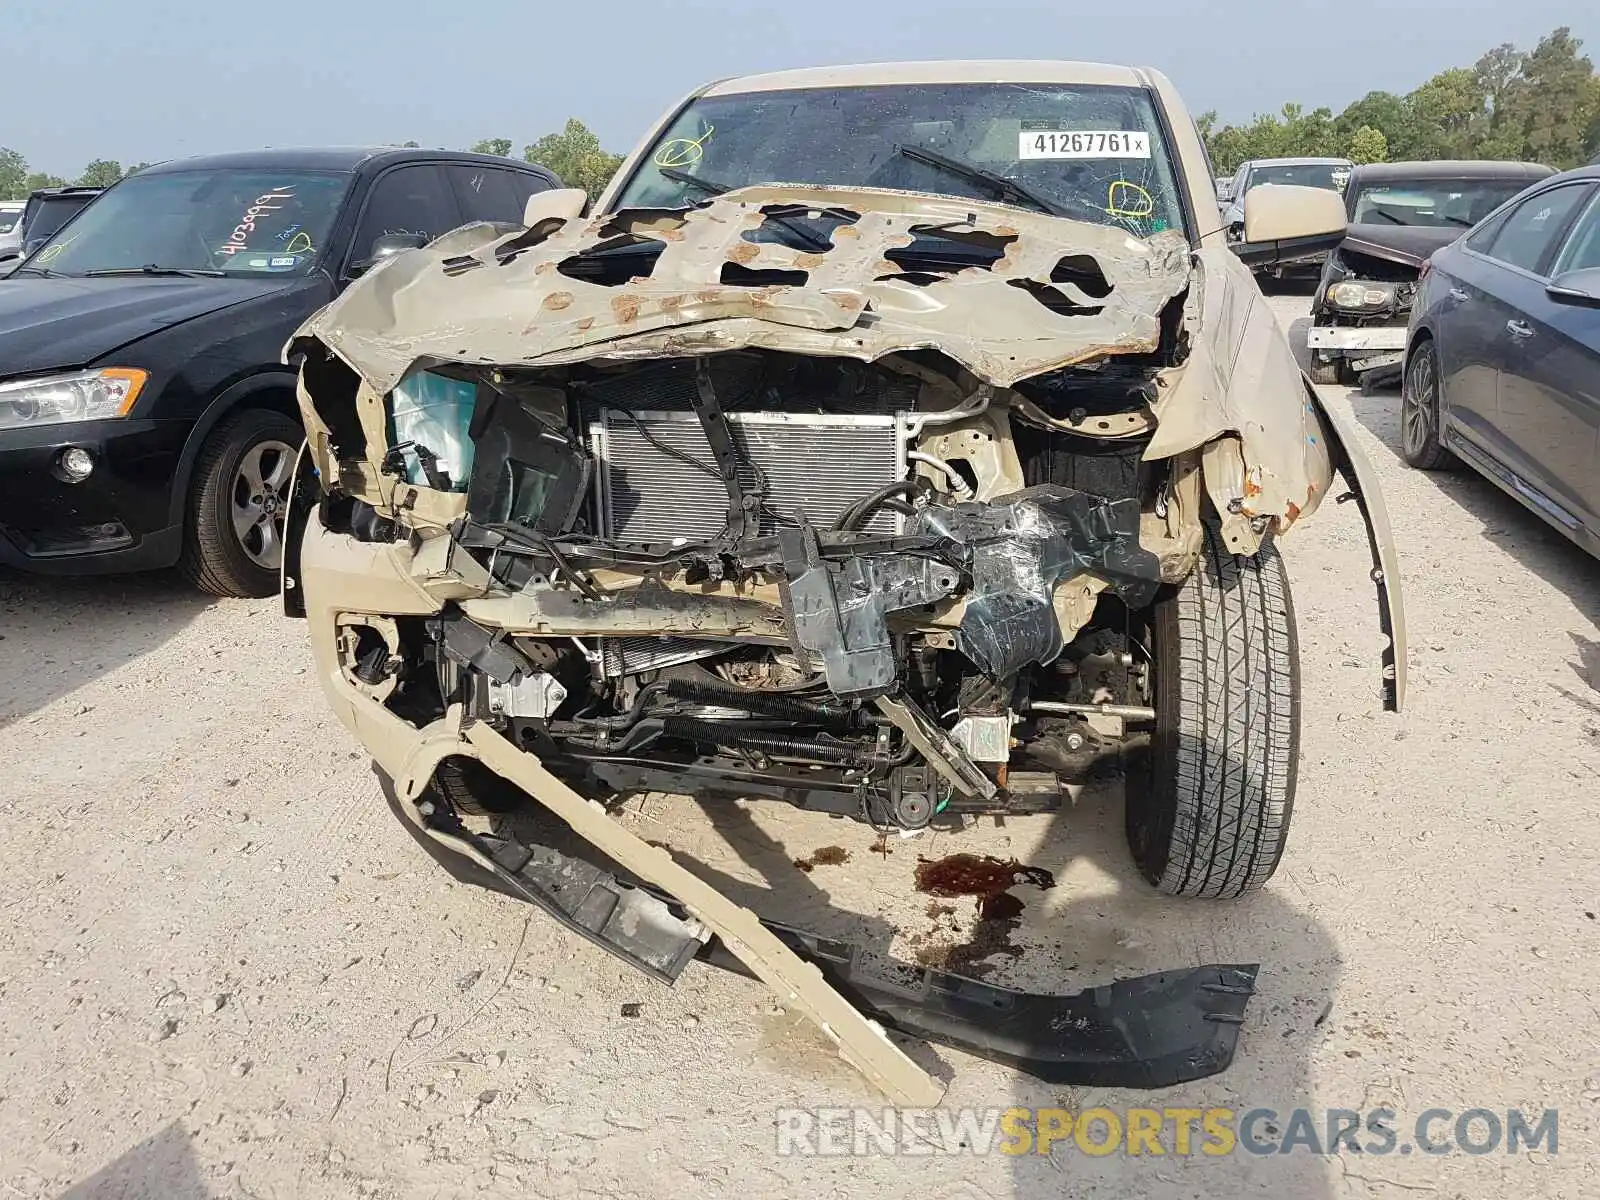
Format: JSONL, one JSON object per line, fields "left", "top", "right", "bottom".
{"left": 914, "top": 853, "right": 1054, "bottom": 899}
{"left": 911, "top": 853, "right": 1056, "bottom": 978}
{"left": 793, "top": 845, "right": 849, "bottom": 873}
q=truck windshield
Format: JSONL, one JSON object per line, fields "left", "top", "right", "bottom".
{"left": 1245, "top": 163, "right": 1349, "bottom": 193}
{"left": 610, "top": 82, "right": 1187, "bottom": 238}
{"left": 28, "top": 169, "right": 352, "bottom": 277}
{"left": 0, "top": 208, "right": 21, "bottom": 235}
{"left": 1350, "top": 179, "right": 1531, "bottom": 228}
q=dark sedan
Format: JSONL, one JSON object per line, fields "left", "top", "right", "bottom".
{"left": 1403, "top": 163, "right": 1600, "bottom": 557}
{"left": 1308, "top": 160, "right": 1551, "bottom": 384}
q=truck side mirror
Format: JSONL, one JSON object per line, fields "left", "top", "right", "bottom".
{"left": 1234, "top": 184, "right": 1348, "bottom": 268}
{"left": 348, "top": 232, "right": 429, "bottom": 278}
{"left": 523, "top": 188, "right": 587, "bottom": 226}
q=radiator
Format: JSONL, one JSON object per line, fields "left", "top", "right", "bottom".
{"left": 600, "top": 635, "right": 733, "bottom": 678}
{"left": 587, "top": 410, "right": 907, "bottom": 543}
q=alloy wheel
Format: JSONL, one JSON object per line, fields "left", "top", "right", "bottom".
{"left": 229, "top": 438, "right": 296, "bottom": 569}
{"left": 1401, "top": 347, "right": 1437, "bottom": 460}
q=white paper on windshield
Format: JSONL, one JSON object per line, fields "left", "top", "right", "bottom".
{"left": 1019, "top": 131, "right": 1151, "bottom": 160}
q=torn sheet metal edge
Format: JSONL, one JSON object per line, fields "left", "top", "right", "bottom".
{"left": 382, "top": 766, "right": 1257, "bottom": 1088}
{"left": 460, "top": 721, "right": 945, "bottom": 1107}
{"left": 1309, "top": 389, "right": 1406, "bottom": 712}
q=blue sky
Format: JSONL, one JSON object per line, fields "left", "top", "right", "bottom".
{"left": 6, "top": 0, "right": 1594, "bottom": 175}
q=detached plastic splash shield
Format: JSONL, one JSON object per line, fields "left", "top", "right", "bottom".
{"left": 711, "top": 935, "right": 1259, "bottom": 1089}
{"left": 392, "top": 770, "right": 1258, "bottom": 1089}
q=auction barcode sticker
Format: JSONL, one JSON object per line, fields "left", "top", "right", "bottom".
{"left": 1019, "top": 130, "right": 1151, "bottom": 159}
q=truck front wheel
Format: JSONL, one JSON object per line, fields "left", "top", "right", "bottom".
{"left": 1125, "top": 521, "right": 1300, "bottom": 898}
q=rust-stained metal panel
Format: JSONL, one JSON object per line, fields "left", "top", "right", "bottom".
{"left": 291, "top": 185, "right": 1192, "bottom": 397}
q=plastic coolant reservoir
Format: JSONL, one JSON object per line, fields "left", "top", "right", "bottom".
{"left": 387, "top": 371, "right": 477, "bottom": 491}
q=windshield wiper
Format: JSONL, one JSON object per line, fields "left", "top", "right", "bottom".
{"left": 658, "top": 166, "right": 731, "bottom": 197}
{"left": 84, "top": 265, "right": 226, "bottom": 278}
{"left": 892, "top": 145, "right": 1067, "bottom": 218}
{"left": 657, "top": 166, "right": 834, "bottom": 253}
{"left": 9, "top": 264, "right": 58, "bottom": 277}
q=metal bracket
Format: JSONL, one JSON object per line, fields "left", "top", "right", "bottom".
{"left": 691, "top": 358, "right": 761, "bottom": 543}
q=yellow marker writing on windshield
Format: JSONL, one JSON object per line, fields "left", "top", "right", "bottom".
{"left": 36, "top": 236, "right": 77, "bottom": 263}
{"left": 654, "top": 125, "right": 716, "bottom": 169}
{"left": 1108, "top": 181, "right": 1154, "bottom": 218}
{"left": 1107, "top": 181, "right": 1154, "bottom": 218}
{"left": 284, "top": 231, "right": 313, "bottom": 254}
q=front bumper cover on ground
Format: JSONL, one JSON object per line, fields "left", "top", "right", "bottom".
{"left": 379, "top": 761, "right": 1259, "bottom": 1092}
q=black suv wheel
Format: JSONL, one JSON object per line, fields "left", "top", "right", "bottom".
{"left": 178, "top": 408, "right": 304, "bottom": 598}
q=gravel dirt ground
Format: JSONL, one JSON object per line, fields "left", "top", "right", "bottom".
{"left": 1, "top": 291, "right": 1597, "bottom": 1199}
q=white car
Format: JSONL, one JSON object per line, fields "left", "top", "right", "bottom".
{"left": 0, "top": 202, "right": 25, "bottom": 260}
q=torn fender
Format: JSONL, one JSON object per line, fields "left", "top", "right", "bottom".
{"left": 1139, "top": 245, "right": 1403, "bottom": 711}
{"left": 1148, "top": 246, "right": 1336, "bottom": 549}
{"left": 1308, "top": 389, "right": 1407, "bottom": 713}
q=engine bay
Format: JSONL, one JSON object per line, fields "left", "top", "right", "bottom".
{"left": 318, "top": 345, "right": 1175, "bottom": 829}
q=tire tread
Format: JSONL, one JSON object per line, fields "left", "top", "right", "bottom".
{"left": 176, "top": 408, "right": 302, "bottom": 598}
{"left": 1148, "top": 522, "right": 1299, "bottom": 898}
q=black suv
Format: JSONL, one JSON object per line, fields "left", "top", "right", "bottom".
{"left": 0, "top": 147, "right": 560, "bottom": 596}
{"left": 0, "top": 186, "right": 106, "bottom": 267}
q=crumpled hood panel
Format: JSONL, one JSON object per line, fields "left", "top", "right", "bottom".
{"left": 291, "top": 185, "right": 1192, "bottom": 395}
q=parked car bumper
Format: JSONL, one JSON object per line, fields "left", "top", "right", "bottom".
{"left": 1307, "top": 322, "right": 1408, "bottom": 373}
{"left": 1307, "top": 325, "right": 1409, "bottom": 351}
{"left": 0, "top": 417, "right": 189, "bottom": 573}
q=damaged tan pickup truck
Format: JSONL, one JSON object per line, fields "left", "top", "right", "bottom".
{"left": 283, "top": 62, "right": 1405, "bottom": 1105}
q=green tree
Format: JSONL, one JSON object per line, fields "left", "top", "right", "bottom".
{"left": 1405, "top": 68, "right": 1486, "bottom": 159}
{"left": 1504, "top": 27, "right": 1596, "bottom": 167}
{"left": 23, "top": 171, "right": 68, "bottom": 192}
{"left": 470, "top": 138, "right": 514, "bottom": 158}
{"left": 523, "top": 118, "right": 623, "bottom": 200}
{"left": 1296, "top": 106, "right": 1341, "bottom": 157}
{"left": 1334, "top": 91, "right": 1422, "bottom": 157}
{"left": 1348, "top": 125, "right": 1389, "bottom": 164}
{"left": 1472, "top": 42, "right": 1529, "bottom": 158}
{"left": 76, "top": 159, "right": 124, "bottom": 187}
{"left": 0, "top": 148, "right": 27, "bottom": 201}
{"left": 1585, "top": 75, "right": 1600, "bottom": 161}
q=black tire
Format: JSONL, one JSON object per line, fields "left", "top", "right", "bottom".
{"left": 1400, "top": 338, "right": 1456, "bottom": 470}
{"left": 1307, "top": 356, "right": 1342, "bottom": 386}
{"left": 1126, "top": 522, "right": 1299, "bottom": 898}
{"left": 177, "top": 408, "right": 304, "bottom": 598}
